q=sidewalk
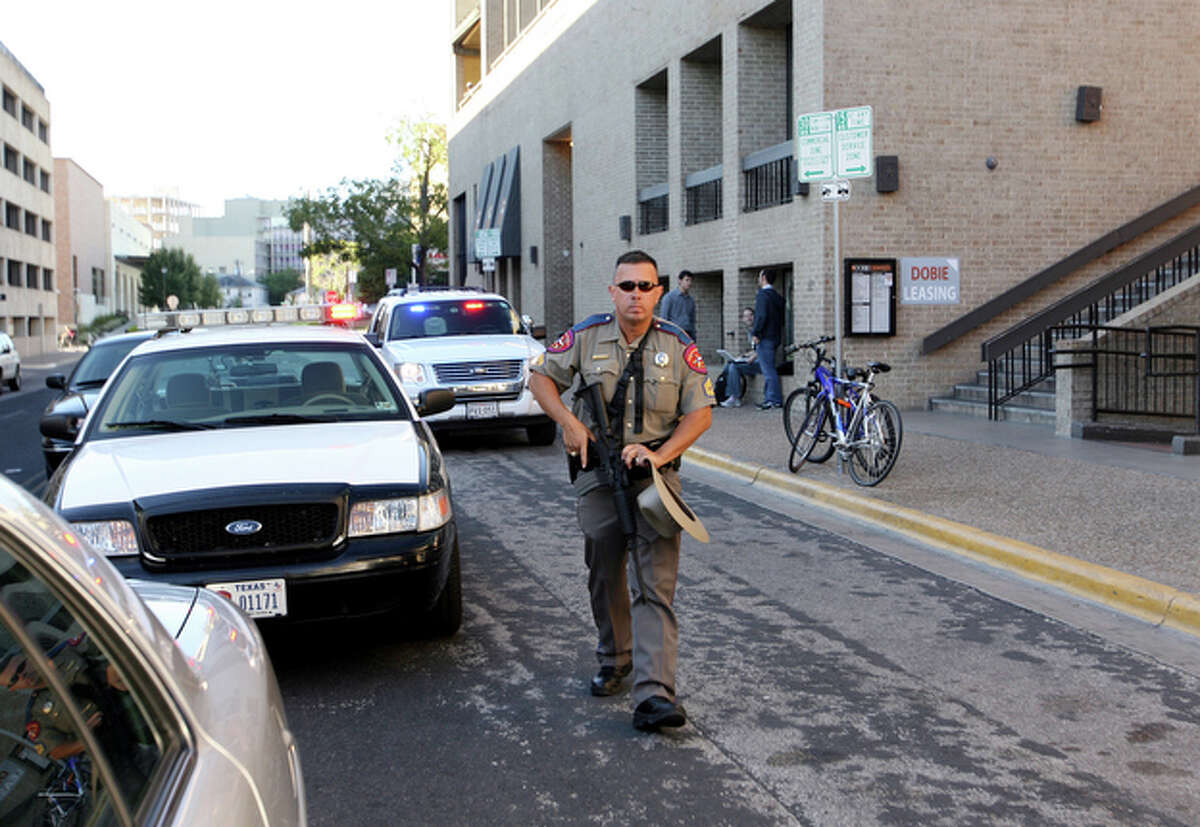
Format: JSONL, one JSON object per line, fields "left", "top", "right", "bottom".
{"left": 685, "top": 404, "right": 1200, "bottom": 636}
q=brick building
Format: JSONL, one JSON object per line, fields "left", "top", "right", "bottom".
{"left": 447, "top": 0, "right": 1200, "bottom": 411}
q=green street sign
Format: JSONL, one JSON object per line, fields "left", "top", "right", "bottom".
{"left": 835, "top": 106, "right": 873, "bottom": 179}
{"left": 796, "top": 111, "right": 834, "bottom": 180}
{"left": 796, "top": 105, "right": 873, "bottom": 182}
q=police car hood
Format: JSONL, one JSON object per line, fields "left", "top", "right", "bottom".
{"left": 59, "top": 421, "right": 423, "bottom": 509}
{"left": 383, "top": 334, "right": 541, "bottom": 362}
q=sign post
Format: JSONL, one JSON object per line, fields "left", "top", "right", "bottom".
{"left": 796, "top": 105, "right": 874, "bottom": 379}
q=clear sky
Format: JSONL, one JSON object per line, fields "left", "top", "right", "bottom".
{"left": 3, "top": 1, "right": 451, "bottom": 215}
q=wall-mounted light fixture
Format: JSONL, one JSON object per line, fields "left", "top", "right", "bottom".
{"left": 1076, "top": 85, "right": 1102, "bottom": 122}
{"left": 875, "top": 156, "right": 899, "bottom": 193}
{"left": 529, "top": 245, "right": 538, "bottom": 265}
{"left": 619, "top": 215, "right": 632, "bottom": 241}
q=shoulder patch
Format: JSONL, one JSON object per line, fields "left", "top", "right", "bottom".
{"left": 547, "top": 328, "right": 575, "bottom": 353}
{"left": 654, "top": 318, "right": 692, "bottom": 344}
{"left": 684, "top": 343, "right": 707, "bottom": 374}
{"left": 572, "top": 313, "right": 612, "bottom": 332}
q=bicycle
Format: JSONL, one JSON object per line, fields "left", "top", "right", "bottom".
{"left": 786, "top": 336, "right": 903, "bottom": 486}
{"left": 782, "top": 337, "right": 837, "bottom": 465}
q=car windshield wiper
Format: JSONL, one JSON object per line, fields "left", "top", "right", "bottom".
{"left": 105, "top": 419, "right": 216, "bottom": 431}
{"left": 222, "top": 413, "right": 333, "bottom": 426}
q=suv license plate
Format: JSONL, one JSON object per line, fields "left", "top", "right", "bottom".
{"left": 206, "top": 578, "right": 287, "bottom": 618}
{"left": 466, "top": 401, "right": 499, "bottom": 419}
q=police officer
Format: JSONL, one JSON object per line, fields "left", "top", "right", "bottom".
{"left": 530, "top": 249, "right": 714, "bottom": 732}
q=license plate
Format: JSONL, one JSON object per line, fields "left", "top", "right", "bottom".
{"left": 206, "top": 578, "right": 287, "bottom": 618}
{"left": 466, "top": 401, "right": 499, "bottom": 419}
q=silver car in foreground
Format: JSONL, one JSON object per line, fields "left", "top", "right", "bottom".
{"left": 0, "top": 476, "right": 304, "bottom": 825}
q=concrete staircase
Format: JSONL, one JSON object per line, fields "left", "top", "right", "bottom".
{"left": 928, "top": 365, "right": 1056, "bottom": 424}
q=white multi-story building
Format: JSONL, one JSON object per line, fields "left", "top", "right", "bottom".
{"left": 448, "top": 0, "right": 1200, "bottom": 415}
{"left": 0, "top": 40, "right": 56, "bottom": 357}
{"left": 109, "top": 190, "right": 199, "bottom": 250}
{"left": 167, "top": 198, "right": 304, "bottom": 299}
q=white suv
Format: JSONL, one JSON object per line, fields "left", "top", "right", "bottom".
{"left": 0, "top": 331, "right": 20, "bottom": 391}
{"left": 366, "top": 287, "right": 556, "bottom": 445}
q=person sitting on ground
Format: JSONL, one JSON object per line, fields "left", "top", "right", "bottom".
{"left": 720, "top": 307, "right": 758, "bottom": 407}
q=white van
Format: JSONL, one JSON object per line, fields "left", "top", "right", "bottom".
{"left": 0, "top": 331, "right": 20, "bottom": 391}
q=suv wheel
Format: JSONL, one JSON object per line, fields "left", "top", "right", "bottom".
{"left": 6, "top": 366, "right": 18, "bottom": 391}
{"left": 425, "top": 542, "right": 462, "bottom": 637}
{"left": 526, "top": 421, "right": 557, "bottom": 446}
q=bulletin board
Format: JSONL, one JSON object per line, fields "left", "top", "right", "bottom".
{"left": 844, "top": 258, "right": 896, "bottom": 337}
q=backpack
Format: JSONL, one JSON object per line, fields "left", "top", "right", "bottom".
{"left": 713, "top": 370, "right": 728, "bottom": 403}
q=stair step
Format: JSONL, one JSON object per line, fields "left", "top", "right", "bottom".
{"left": 952, "top": 384, "right": 1055, "bottom": 409}
{"left": 928, "top": 396, "right": 1056, "bottom": 424}
{"left": 975, "top": 370, "right": 1057, "bottom": 391}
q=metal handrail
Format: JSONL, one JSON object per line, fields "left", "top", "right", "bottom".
{"left": 983, "top": 224, "right": 1200, "bottom": 418}
{"left": 923, "top": 183, "right": 1200, "bottom": 355}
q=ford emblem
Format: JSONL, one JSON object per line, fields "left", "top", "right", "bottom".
{"left": 225, "top": 519, "right": 263, "bottom": 536}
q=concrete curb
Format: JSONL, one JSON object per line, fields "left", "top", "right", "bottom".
{"left": 684, "top": 446, "right": 1200, "bottom": 640}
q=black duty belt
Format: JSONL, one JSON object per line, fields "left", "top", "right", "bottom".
{"left": 568, "top": 437, "right": 681, "bottom": 482}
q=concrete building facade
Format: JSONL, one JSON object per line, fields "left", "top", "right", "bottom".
{"left": 168, "top": 197, "right": 302, "bottom": 293}
{"left": 447, "top": 0, "right": 1200, "bottom": 409}
{"left": 0, "top": 40, "right": 56, "bottom": 357}
{"left": 108, "top": 201, "right": 153, "bottom": 317}
{"left": 53, "top": 158, "right": 112, "bottom": 328}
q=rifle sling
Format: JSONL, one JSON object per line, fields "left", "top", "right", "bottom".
{"left": 607, "top": 334, "right": 647, "bottom": 438}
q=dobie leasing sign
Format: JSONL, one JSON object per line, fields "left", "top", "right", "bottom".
{"left": 900, "top": 257, "right": 960, "bottom": 304}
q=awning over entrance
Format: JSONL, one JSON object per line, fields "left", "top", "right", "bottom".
{"left": 471, "top": 146, "right": 520, "bottom": 262}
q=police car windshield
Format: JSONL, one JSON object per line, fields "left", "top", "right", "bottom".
{"left": 91, "top": 342, "right": 411, "bottom": 438}
{"left": 69, "top": 336, "right": 149, "bottom": 387}
{"left": 388, "top": 299, "right": 520, "bottom": 339}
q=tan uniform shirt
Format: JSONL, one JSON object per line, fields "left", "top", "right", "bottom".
{"left": 533, "top": 313, "right": 715, "bottom": 443}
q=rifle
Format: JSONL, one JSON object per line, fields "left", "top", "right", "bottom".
{"left": 579, "top": 383, "right": 640, "bottom": 556}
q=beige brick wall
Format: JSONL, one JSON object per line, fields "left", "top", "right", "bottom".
{"left": 449, "top": 0, "right": 1200, "bottom": 410}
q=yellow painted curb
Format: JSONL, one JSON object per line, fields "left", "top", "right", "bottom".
{"left": 684, "top": 446, "right": 1200, "bottom": 639}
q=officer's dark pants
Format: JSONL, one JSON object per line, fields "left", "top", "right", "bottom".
{"left": 576, "top": 470, "right": 682, "bottom": 705}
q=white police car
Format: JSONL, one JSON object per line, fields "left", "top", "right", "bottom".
{"left": 42, "top": 323, "right": 462, "bottom": 634}
{"left": 365, "top": 287, "right": 556, "bottom": 445}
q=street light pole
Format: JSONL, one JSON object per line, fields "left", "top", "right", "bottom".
{"left": 161, "top": 266, "right": 167, "bottom": 309}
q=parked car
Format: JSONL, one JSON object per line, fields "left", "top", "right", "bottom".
{"left": 365, "top": 287, "right": 556, "bottom": 445}
{"left": 0, "top": 331, "right": 19, "bottom": 392}
{"left": 0, "top": 473, "right": 305, "bottom": 825}
{"left": 40, "top": 330, "right": 156, "bottom": 475}
{"left": 42, "top": 324, "right": 461, "bottom": 633}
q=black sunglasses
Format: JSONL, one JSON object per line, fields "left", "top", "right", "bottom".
{"left": 614, "top": 280, "right": 659, "bottom": 293}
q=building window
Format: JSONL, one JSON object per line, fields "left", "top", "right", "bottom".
{"left": 38, "top": 119, "right": 48, "bottom": 142}
{"left": 7, "top": 259, "right": 20, "bottom": 286}
{"left": 39, "top": 169, "right": 49, "bottom": 193}
{"left": 41, "top": 219, "right": 51, "bottom": 242}
{"left": 26, "top": 264, "right": 38, "bottom": 288}
{"left": 1, "top": 87, "right": 14, "bottom": 118}
{"left": 92, "top": 267, "right": 105, "bottom": 300}
{"left": 20, "top": 105, "right": 34, "bottom": 132}
{"left": 3, "top": 145, "right": 17, "bottom": 175}
{"left": 24, "top": 211, "right": 37, "bottom": 236}
{"left": 5, "top": 203, "right": 19, "bottom": 229}
{"left": 22, "top": 158, "right": 35, "bottom": 185}
{"left": 43, "top": 267, "right": 53, "bottom": 291}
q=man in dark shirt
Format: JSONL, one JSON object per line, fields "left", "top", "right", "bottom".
{"left": 751, "top": 268, "right": 785, "bottom": 409}
{"left": 659, "top": 270, "right": 696, "bottom": 341}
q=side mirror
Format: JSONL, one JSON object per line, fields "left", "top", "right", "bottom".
{"left": 46, "top": 374, "right": 67, "bottom": 390}
{"left": 364, "top": 332, "right": 381, "bottom": 347}
{"left": 416, "top": 388, "right": 456, "bottom": 418}
{"left": 40, "top": 413, "right": 81, "bottom": 442}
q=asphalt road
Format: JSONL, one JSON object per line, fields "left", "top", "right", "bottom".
{"left": 3, "top": 381, "right": 1199, "bottom": 824}
{"left": 268, "top": 433, "right": 1200, "bottom": 826}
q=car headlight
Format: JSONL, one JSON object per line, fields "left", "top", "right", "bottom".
{"left": 72, "top": 520, "right": 139, "bottom": 557}
{"left": 394, "top": 362, "right": 427, "bottom": 384}
{"left": 349, "top": 489, "right": 452, "bottom": 537}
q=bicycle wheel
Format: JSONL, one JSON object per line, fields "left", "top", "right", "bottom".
{"left": 847, "top": 400, "right": 903, "bottom": 486}
{"left": 783, "top": 385, "right": 834, "bottom": 463}
{"left": 788, "top": 401, "right": 826, "bottom": 473}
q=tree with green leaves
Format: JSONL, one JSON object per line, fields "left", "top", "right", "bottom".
{"left": 260, "top": 268, "right": 304, "bottom": 305}
{"left": 286, "top": 117, "right": 447, "bottom": 304}
{"left": 139, "top": 248, "right": 207, "bottom": 309}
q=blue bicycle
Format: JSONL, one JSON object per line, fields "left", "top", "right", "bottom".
{"left": 785, "top": 336, "right": 903, "bottom": 486}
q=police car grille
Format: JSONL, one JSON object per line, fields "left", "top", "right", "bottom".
{"left": 146, "top": 503, "right": 340, "bottom": 560}
{"left": 433, "top": 359, "right": 523, "bottom": 383}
